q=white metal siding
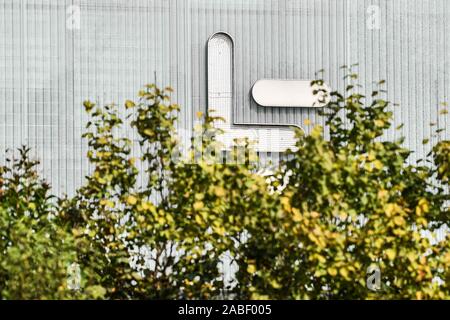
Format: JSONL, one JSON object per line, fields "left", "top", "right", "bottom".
{"left": 0, "top": 0, "right": 448, "bottom": 195}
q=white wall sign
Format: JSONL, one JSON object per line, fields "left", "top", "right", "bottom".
{"left": 207, "top": 32, "right": 300, "bottom": 153}
{"left": 252, "top": 79, "right": 330, "bottom": 108}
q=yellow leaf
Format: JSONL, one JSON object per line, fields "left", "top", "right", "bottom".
{"left": 310, "top": 211, "right": 320, "bottom": 218}
{"left": 374, "top": 119, "right": 384, "bottom": 127}
{"left": 311, "top": 125, "right": 323, "bottom": 138}
{"left": 327, "top": 267, "right": 338, "bottom": 276}
{"left": 251, "top": 292, "right": 270, "bottom": 300}
{"left": 270, "top": 279, "right": 282, "bottom": 289}
{"left": 339, "top": 267, "right": 349, "bottom": 279}
{"left": 303, "top": 118, "right": 311, "bottom": 125}
{"left": 157, "top": 216, "right": 166, "bottom": 225}
{"left": 314, "top": 269, "right": 326, "bottom": 277}
{"left": 420, "top": 255, "right": 426, "bottom": 265}
{"left": 374, "top": 238, "right": 384, "bottom": 249}
{"left": 308, "top": 233, "right": 319, "bottom": 245}
{"left": 339, "top": 211, "right": 348, "bottom": 220}
{"left": 292, "top": 208, "right": 302, "bottom": 222}
{"left": 315, "top": 254, "right": 326, "bottom": 264}
{"left": 280, "top": 197, "right": 291, "bottom": 212}
{"left": 247, "top": 264, "right": 256, "bottom": 274}
{"left": 129, "top": 157, "right": 137, "bottom": 166}
{"left": 393, "top": 216, "right": 405, "bottom": 226}
{"left": 385, "top": 203, "right": 399, "bottom": 217}
{"left": 416, "top": 198, "right": 429, "bottom": 215}
{"left": 166, "top": 213, "right": 174, "bottom": 224}
{"left": 125, "top": 100, "right": 136, "bottom": 109}
{"left": 373, "top": 160, "right": 383, "bottom": 170}
{"left": 386, "top": 249, "right": 396, "bottom": 261}
{"left": 132, "top": 272, "right": 142, "bottom": 280}
{"left": 143, "top": 129, "right": 154, "bottom": 137}
{"left": 193, "top": 201, "right": 204, "bottom": 211}
{"left": 196, "top": 111, "right": 203, "bottom": 119}
{"left": 184, "top": 279, "right": 194, "bottom": 286}
{"left": 83, "top": 100, "right": 95, "bottom": 112}
{"left": 28, "top": 202, "right": 36, "bottom": 211}
{"left": 141, "top": 201, "right": 155, "bottom": 212}
{"left": 72, "top": 228, "right": 82, "bottom": 237}
{"left": 378, "top": 189, "right": 388, "bottom": 199}
{"left": 195, "top": 215, "right": 203, "bottom": 225}
{"left": 407, "top": 252, "right": 417, "bottom": 263}
{"left": 444, "top": 252, "right": 450, "bottom": 265}
{"left": 126, "top": 195, "right": 138, "bottom": 206}
{"left": 98, "top": 137, "right": 108, "bottom": 145}
{"left": 213, "top": 226, "right": 225, "bottom": 236}
{"left": 213, "top": 186, "right": 226, "bottom": 197}
{"left": 100, "top": 199, "right": 114, "bottom": 208}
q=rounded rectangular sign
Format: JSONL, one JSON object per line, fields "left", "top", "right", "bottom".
{"left": 252, "top": 79, "right": 330, "bottom": 107}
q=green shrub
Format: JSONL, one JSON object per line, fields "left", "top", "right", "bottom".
{"left": 0, "top": 71, "right": 448, "bottom": 299}
{"left": 235, "top": 76, "right": 450, "bottom": 299}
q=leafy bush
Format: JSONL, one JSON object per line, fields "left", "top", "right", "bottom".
{"left": 0, "top": 72, "right": 448, "bottom": 299}
{"left": 236, "top": 77, "right": 450, "bottom": 299}
{"left": 0, "top": 147, "right": 98, "bottom": 299}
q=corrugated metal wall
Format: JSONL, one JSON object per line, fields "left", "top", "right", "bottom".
{"left": 0, "top": 0, "right": 449, "bottom": 195}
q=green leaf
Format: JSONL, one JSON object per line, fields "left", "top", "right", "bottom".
{"left": 125, "top": 100, "right": 136, "bottom": 109}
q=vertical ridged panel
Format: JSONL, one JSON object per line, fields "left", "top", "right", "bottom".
{"left": 0, "top": 0, "right": 449, "bottom": 195}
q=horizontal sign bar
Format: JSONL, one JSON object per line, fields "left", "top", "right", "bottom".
{"left": 252, "top": 79, "right": 330, "bottom": 107}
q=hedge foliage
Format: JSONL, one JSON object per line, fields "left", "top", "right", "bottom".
{"left": 0, "top": 72, "right": 449, "bottom": 299}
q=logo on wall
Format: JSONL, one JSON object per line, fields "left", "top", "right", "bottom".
{"left": 207, "top": 32, "right": 330, "bottom": 153}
